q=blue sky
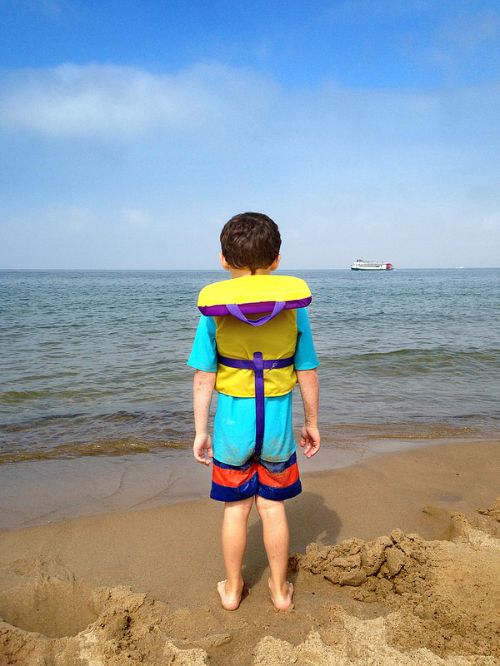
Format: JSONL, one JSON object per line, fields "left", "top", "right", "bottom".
{"left": 1, "top": 0, "right": 499, "bottom": 268}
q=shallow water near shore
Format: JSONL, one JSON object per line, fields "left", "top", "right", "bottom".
{"left": 0, "top": 430, "right": 493, "bottom": 531}
{"left": 1, "top": 268, "right": 499, "bottom": 465}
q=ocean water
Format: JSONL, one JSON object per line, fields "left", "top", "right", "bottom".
{"left": 1, "top": 268, "right": 499, "bottom": 464}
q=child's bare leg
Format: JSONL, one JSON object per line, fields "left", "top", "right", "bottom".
{"left": 218, "top": 496, "right": 254, "bottom": 610}
{"left": 255, "top": 495, "right": 294, "bottom": 610}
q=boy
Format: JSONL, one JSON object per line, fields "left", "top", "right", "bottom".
{"left": 187, "top": 212, "right": 320, "bottom": 611}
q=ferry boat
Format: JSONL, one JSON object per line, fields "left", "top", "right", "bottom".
{"left": 351, "top": 259, "right": 394, "bottom": 271}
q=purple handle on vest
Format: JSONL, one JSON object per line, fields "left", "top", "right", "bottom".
{"left": 226, "top": 301, "right": 286, "bottom": 326}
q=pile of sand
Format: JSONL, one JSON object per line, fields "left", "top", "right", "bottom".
{"left": 1, "top": 498, "right": 499, "bottom": 665}
{"left": 279, "top": 497, "right": 500, "bottom": 665}
{"left": 0, "top": 562, "right": 209, "bottom": 665}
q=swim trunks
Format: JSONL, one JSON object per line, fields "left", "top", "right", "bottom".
{"left": 211, "top": 451, "right": 301, "bottom": 502}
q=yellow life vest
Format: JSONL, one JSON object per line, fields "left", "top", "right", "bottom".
{"left": 197, "top": 274, "right": 312, "bottom": 398}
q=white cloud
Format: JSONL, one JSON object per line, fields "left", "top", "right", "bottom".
{"left": 437, "top": 9, "right": 500, "bottom": 52}
{"left": 44, "top": 205, "right": 94, "bottom": 234}
{"left": 0, "top": 63, "right": 276, "bottom": 138}
{"left": 481, "top": 213, "right": 500, "bottom": 233}
{"left": 122, "top": 208, "right": 151, "bottom": 228}
{"left": 18, "top": 0, "right": 68, "bottom": 18}
{"left": 327, "top": 0, "right": 434, "bottom": 23}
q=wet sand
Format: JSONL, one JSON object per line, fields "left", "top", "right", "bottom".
{"left": 0, "top": 422, "right": 488, "bottom": 531}
{"left": 1, "top": 439, "right": 499, "bottom": 664}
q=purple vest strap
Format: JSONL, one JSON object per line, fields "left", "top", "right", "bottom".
{"left": 218, "top": 353, "right": 294, "bottom": 457}
{"left": 217, "top": 354, "right": 294, "bottom": 370}
{"left": 226, "top": 301, "right": 286, "bottom": 326}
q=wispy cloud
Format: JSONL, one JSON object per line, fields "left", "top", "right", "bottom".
{"left": 326, "top": 1, "right": 500, "bottom": 87}
{"left": 13, "top": 0, "right": 72, "bottom": 19}
{"left": 122, "top": 208, "right": 151, "bottom": 228}
{"left": 47, "top": 205, "right": 94, "bottom": 234}
{"left": 0, "top": 63, "right": 276, "bottom": 138}
{"left": 437, "top": 8, "right": 500, "bottom": 52}
{"left": 328, "top": 0, "right": 434, "bottom": 23}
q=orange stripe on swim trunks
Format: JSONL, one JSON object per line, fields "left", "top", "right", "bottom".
{"left": 257, "top": 463, "right": 299, "bottom": 488}
{"left": 212, "top": 465, "right": 256, "bottom": 488}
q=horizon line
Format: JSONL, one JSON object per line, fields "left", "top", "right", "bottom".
{"left": 1, "top": 266, "right": 499, "bottom": 272}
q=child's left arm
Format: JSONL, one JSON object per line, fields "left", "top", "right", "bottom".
{"left": 295, "top": 307, "right": 320, "bottom": 458}
{"left": 192, "top": 369, "right": 216, "bottom": 465}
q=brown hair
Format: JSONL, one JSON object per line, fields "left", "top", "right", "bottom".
{"left": 220, "top": 212, "right": 281, "bottom": 274}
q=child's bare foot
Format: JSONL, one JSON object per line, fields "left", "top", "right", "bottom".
{"left": 217, "top": 579, "right": 244, "bottom": 611}
{"left": 268, "top": 578, "right": 294, "bottom": 611}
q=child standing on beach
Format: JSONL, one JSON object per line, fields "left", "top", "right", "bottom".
{"left": 187, "top": 212, "right": 320, "bottom": 611}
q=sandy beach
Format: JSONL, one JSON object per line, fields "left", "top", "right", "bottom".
{"left": 1, "top": 438, "right": 499, "bottom": 664}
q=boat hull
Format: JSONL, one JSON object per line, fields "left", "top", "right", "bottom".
{"left": 351, "top": 266, "right": 394, "bottom": 271}
{"left": 351, "top": 265, "right": 393, "bottom": 270}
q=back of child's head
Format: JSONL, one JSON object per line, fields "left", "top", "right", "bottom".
{"left": 220, "top": 212, "right": 281, "bottom": 274}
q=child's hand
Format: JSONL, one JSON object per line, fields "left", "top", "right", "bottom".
{"left": 300, "top": 424, "right": 320, "bottom": 458}
{"left": 193, "top": 433, "right": 213, "bottom": 466}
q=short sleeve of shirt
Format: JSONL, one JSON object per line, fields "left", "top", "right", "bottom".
{"left": 187, "top": 315, "right": 218, "bottom": 372}
{"left": 294, "top": 307, "right": 320, "bottom": 370}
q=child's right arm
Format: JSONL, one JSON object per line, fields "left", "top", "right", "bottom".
{"left": 296, "top": 368, "right": 320, "bottom": 458}
{"left": 192, "top": 369, "right": 216, "bottom": 465}
{"left": 187, "top": 314, "right": 217, "bottom": 465}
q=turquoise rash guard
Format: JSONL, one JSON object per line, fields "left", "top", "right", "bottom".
{"left": 187, "top": 306, "right": 319, "bottom": 467}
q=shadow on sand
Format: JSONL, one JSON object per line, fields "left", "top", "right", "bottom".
{"left": 243, "top": 491, "right": 341, "bottom": 587}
